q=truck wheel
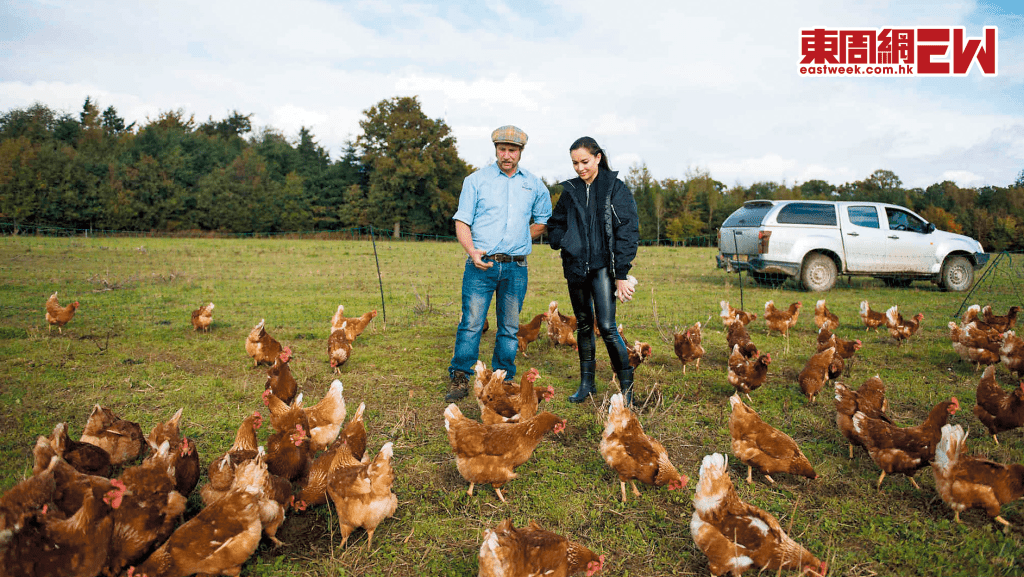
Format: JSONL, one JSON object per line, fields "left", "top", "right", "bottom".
{"left": 801, "top": 253, "right": 837, "bottom": 292}
{"left": 940, "top": 256, "right": 973, "bottom": 292}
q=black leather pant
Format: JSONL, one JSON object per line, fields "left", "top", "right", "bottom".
{"left": 567, "top": 268, "right": 630, "bottom": 371}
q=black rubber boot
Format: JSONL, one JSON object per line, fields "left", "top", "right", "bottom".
{"left": 617, "top": 367, "right": 635, "bottom": 407}
{"left": 568, "top": 361, "right": 597, "bottom": 403}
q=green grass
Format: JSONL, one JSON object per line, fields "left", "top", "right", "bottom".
{"left": 1, "top": 236, "right": 1023, "bottom": 576}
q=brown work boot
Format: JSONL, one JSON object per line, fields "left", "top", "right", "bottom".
{"left": 445, "top": 371, "right": 470, "bottom": 402}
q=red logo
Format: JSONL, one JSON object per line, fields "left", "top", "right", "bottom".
{"left": 799, "top": 27, "right": 997, "bottom": 76}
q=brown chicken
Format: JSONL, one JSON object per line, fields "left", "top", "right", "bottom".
{"left": 49, "top": 422, "right": 112, "bottom": 478}
{"left": 444, "top": 404, "right": 565, "bottom": 503}
{"left": 294, "top": 438, "right": 363, "bottom": 508}
{"left": 727, "top": 344, "right": 771, "bottom": 400}
{"left": 834, "top": 377, "right": 892, "bottom": 458}
{"left": 1001, "top": 331, "right": 1024, "bottom": 377}
{"left": 546, "top": 301, "right": 578, "bottom": 348}
{"left": 600, "top": 392, "right": 687, "bottom": 502}
{"left": 798, "top": 346, "right": 836, "bottom": 403}
{"left": 764, "top": 300, "right": 801, "bottom": 353}
{"left": 982, "top": 305, "right": 1022, "bottom": 333}
{"left": 479, "top": 518, "right": 604, "bottom": 577}
{"left": 725, "top": 319, "right": 759, "bottom": 359}
{"left": 45, "top": 291, "right": 79, "bottom": 334}
{"left": 145, "top": 408, "right": 200, "bottom": 498}
{"left": 327, "top": 323, "right": 353, "bottom": 373}
{"left": 816, "top": 326, "right": 863, "bottom": 359}
{"left": 475, "top": 363, "right": 547, "bottom": 425}
{"left": 246, "top": 318, "right": 283, "bottom": 366}
{"left": 264, "top": 401, "right": 313, "bottom": 483}
{"left": 517, "top": 313, "right": 547, "bottom": 357}
{"left": 851, "top": 397, "right": 960, "bottom": 489}
{"left": 190, "top": 302, "right": 214, "bottom": 332}
{"left": 325, "top": 442, "right": 398, "bottom": 549}
{"left": 885, "top": 305, "right": 924, "bottom": 345}
{"left": 673, "top": 322, "right": 704, "bottom": 374}
{"left": 30, "top": 437, "right": 116, "bottom": 520}
{"left": 627, "top": 340, "right": 653, "bottom": 369}
{"left": 264, "top": 347, "right": 297, "bottom": 404}
{"left": 331, "top": 304, "right": 378, "bottom": 342}
{"left": 972, "top": 365, "right": 1024, "bottom": 445}
{"left": 302, "top": 378, "right": 347, "bottom": 451}
{"left": 932, "top": 424, "right": 1024, "bottom": 526}
{"left": 690, "top": 453, "right": 826, "bottom": 577}
{"left": 131, "top": 458, "right": 267, "bottom": 577}
{"left": 859, "top": 300, "right": 887, "bottom": 332}
{"left": 949, "top": 322, "right": 1002, "bottom": 369}
{"left": 719, "top": 300, "right": 756, "bottom": 327}
{"left": 79, "top": 405, "right": 145, "bottom": 467}
{"left": 201, "top": 411, "right": 263, "bottom": 506}
{"left": 729, "top": 395, "right": 817, "bottom": 484}
{"left": 813, "top": 299, "right": 839, "bottom": 331}
{"left": 336, "top": 402, "right": 368, "bottom": 462}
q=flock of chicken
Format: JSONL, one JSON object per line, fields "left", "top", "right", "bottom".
{"left": 19, "top": 290, "right": 1024, "bottom": 576}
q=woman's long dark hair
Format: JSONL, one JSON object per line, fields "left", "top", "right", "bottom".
{"left": 570, "top": 136, "right": 611, "bottom": 171}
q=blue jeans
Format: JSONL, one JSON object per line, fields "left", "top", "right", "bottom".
{"left": 449, "top": 257, "right": 528, "bottom": 380}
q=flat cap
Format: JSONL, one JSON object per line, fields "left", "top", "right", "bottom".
{"left": 491, "top": 125, "right": 528, "bottom": 148}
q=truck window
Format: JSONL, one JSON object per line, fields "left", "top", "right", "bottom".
{"left": 722, "top": 202, "right": 774, "bottom": 227}
{"left": 886, "top": 208, "right": 925, "bottom": 232}
{"left": 775, "top": 203, "right": 837, "bottom": 226}
{"left": 848, "top": 206, "right": 880, "bottom": 228}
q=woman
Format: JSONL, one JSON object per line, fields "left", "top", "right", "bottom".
{"left": 548, "top": 136, "right": 640, "bottom": 405}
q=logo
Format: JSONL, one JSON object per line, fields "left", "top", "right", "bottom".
{"left": 799, "top": 27, "right": 997, "bottom": 76}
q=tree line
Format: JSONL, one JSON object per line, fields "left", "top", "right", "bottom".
{"left": 1, "top": 96, "right": 1022, "bottom": 251}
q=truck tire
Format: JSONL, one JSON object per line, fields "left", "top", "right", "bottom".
{"left": 940, "top": 255, "right": 973, "bottom": 292}
{"left": 801, "top": 253, "right": 837, "bottom": 292}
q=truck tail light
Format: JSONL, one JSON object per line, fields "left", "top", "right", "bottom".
{"left": 758, "top": 230, "right": 771, "bottom": 254}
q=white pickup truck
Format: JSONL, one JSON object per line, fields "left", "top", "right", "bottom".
{"left": 716, "top": 200, "right": 988, "bottom": 292}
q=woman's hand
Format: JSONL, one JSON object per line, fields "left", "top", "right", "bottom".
{"left": 615, "top": 278, "right": 634, "bottom": 303}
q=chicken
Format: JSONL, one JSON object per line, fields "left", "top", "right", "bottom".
{"left": 79, "top": 404, "right": 145, "bottom": 467}
{"left": 690, "top": 453, "right": 826, "bottom": 577}
{"left": 325, "top": 442, "right": 398, "bottom": 550}
{"left": 145, "top": 408, "right": 200, "bottom": 498}
{"left": 201, "top": 411, "right": 263, "bottom": 506}
{"left": 720, "top": 300, "right": 756, "bottom": 327}
{"left": 444, "top": 404, "right": 565, "bottom": 503}
{"left": 190, "top": 302, "right": 214, "bottom": 332}
{"left": 246, "top": 318, "right": 283, "bottom": 366}
{"left": 972, "top": 365, "right": 1024, "bottom": 445}
{"left": 859, "top": 300, "right": 887, "bottom": 332}
{"left": 1000, "top": 331, "right": 1024, "bottom": 378}
{"left": 327, "top": 322, "right": 353, "bottom": 373}
{"left": 764, "top": 300, "right": 801, "bottom": 353}
{"left": 264, "top": 347, "right": 297, "bottom": 404}
{"left": 725, "top": 319, "right": 759, "bottom": 359}
{"left": 131, "top": 458, "right": 266, "bottom": 577}
{"left": 851, "top": 397, "right": 960, "bottom": 489}
{"left": 798, "top": 346, "right": 836, "bottom": 403}
{"left": 546, "top": 301, "right": 578, "bottom": 348}
{"left": 932, "top": 424, "right": 1024, "bottom": 526}
{"left": 49, "top": 422, "right": 112, "bottom": 478}
{"left": 963, "top": 303, "right": 982, "bottom": 325}
{"left": 673, "top": 322, "right": 704, "bottom": 374}
{"left": 727, "top": 344, "right": 771, "bottom": 400}
{"left": 302, "top": 378, "right": 347, "bottom": 451}
{"left": 105, "top": 440, "right": 188, "bottom": 576}
{"left": 45, "top": 291, "right": 79, "bottom": 334}
{"left": 599, "top": 392, "right": 688, "bottom": 502}
{"left": 729, "top": 395, "right": 817, "bottom": 484}
{"left": 982, "top": 305, "right": 1022, "bottom": 333}
{"left": 949, "top": 322, "right": 1001, "bottom": 369}
{"left": 0, "top": 453, "right": 59, "bottom": 539}
{"left": 834, "top": 376, "right": 892, "bottom": 458}
{"left": 476, "top": 366, "right": 521, "bottom": 425}
{"left": 627, "top": 340, "right": 653, "bottom": 369}
{"left": 30, "top": 437, "right": 116, "bottom": 520}
{"left": 264, "top": 402, "right": 313, "bottom": 483}
{"left": 331, "top": 305, "right": 378, "bottom": 342}
{"left": 885, "top": 305, "right": 924, "bottom": 345}
{"left": 295, "top": 438, "right": 363, "bottom": 508}
{"left": 517, "top": 313, "right": 547, "bottom": 357}
{"left": 479, "top": 518, "right": 605, "bottom": 577}
{"left": 813, "top": 299, "right": 839, "bottom": 331}
{"left": 816, "top": 326, "right": 862, "bottom": 359}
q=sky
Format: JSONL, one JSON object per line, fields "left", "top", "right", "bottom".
{"left": 1, "top": 0, "right": 1021, "bottom": 190}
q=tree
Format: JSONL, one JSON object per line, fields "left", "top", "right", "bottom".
{"left": 198, "top": 111, "right": 252, "bottom": 140}
{"left": 626, "top": 162, "right": 660, "bottom": 241}
{"left": 356, "top": 96, "right": 470, "bottom": 236}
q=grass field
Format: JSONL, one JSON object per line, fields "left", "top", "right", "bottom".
{"left": 1, "top": 235, "right": 1023, "bottom": 577}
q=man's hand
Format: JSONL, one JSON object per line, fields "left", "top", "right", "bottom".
{"left": 469, "top": 248, "right": 493, "bottom": 270}
{"left": 615, "top": 277, "right": 637, "bottom": 303}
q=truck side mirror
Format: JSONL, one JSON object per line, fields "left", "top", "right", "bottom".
{"left": 926, "top": 222, "right": 936, "bottom": 233}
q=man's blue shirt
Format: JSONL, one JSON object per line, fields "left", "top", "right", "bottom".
{"left": 452, "top": 162, "right": 552, "bottom": 256}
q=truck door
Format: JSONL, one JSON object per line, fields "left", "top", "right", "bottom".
{"left": 840, "top": 205, "right": 890, "bottom": 272}
{"left": 884, "top": 207, "right": 936, "bottom": 273}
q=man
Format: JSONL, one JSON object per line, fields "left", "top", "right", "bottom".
{"left": 445, "top": 125, "right": 552, "bottom": 402}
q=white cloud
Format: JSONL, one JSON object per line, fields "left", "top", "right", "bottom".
{"left": 941, "top": 169, "right": 986, "bottom": 186}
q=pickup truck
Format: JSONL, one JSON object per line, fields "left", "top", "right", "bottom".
{"left": 716, "top": 200, "right": 988, "bottom": 292}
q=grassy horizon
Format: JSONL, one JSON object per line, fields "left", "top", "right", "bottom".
{"left": 1, "top": 235, "right": 1022, "bottom": 577}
